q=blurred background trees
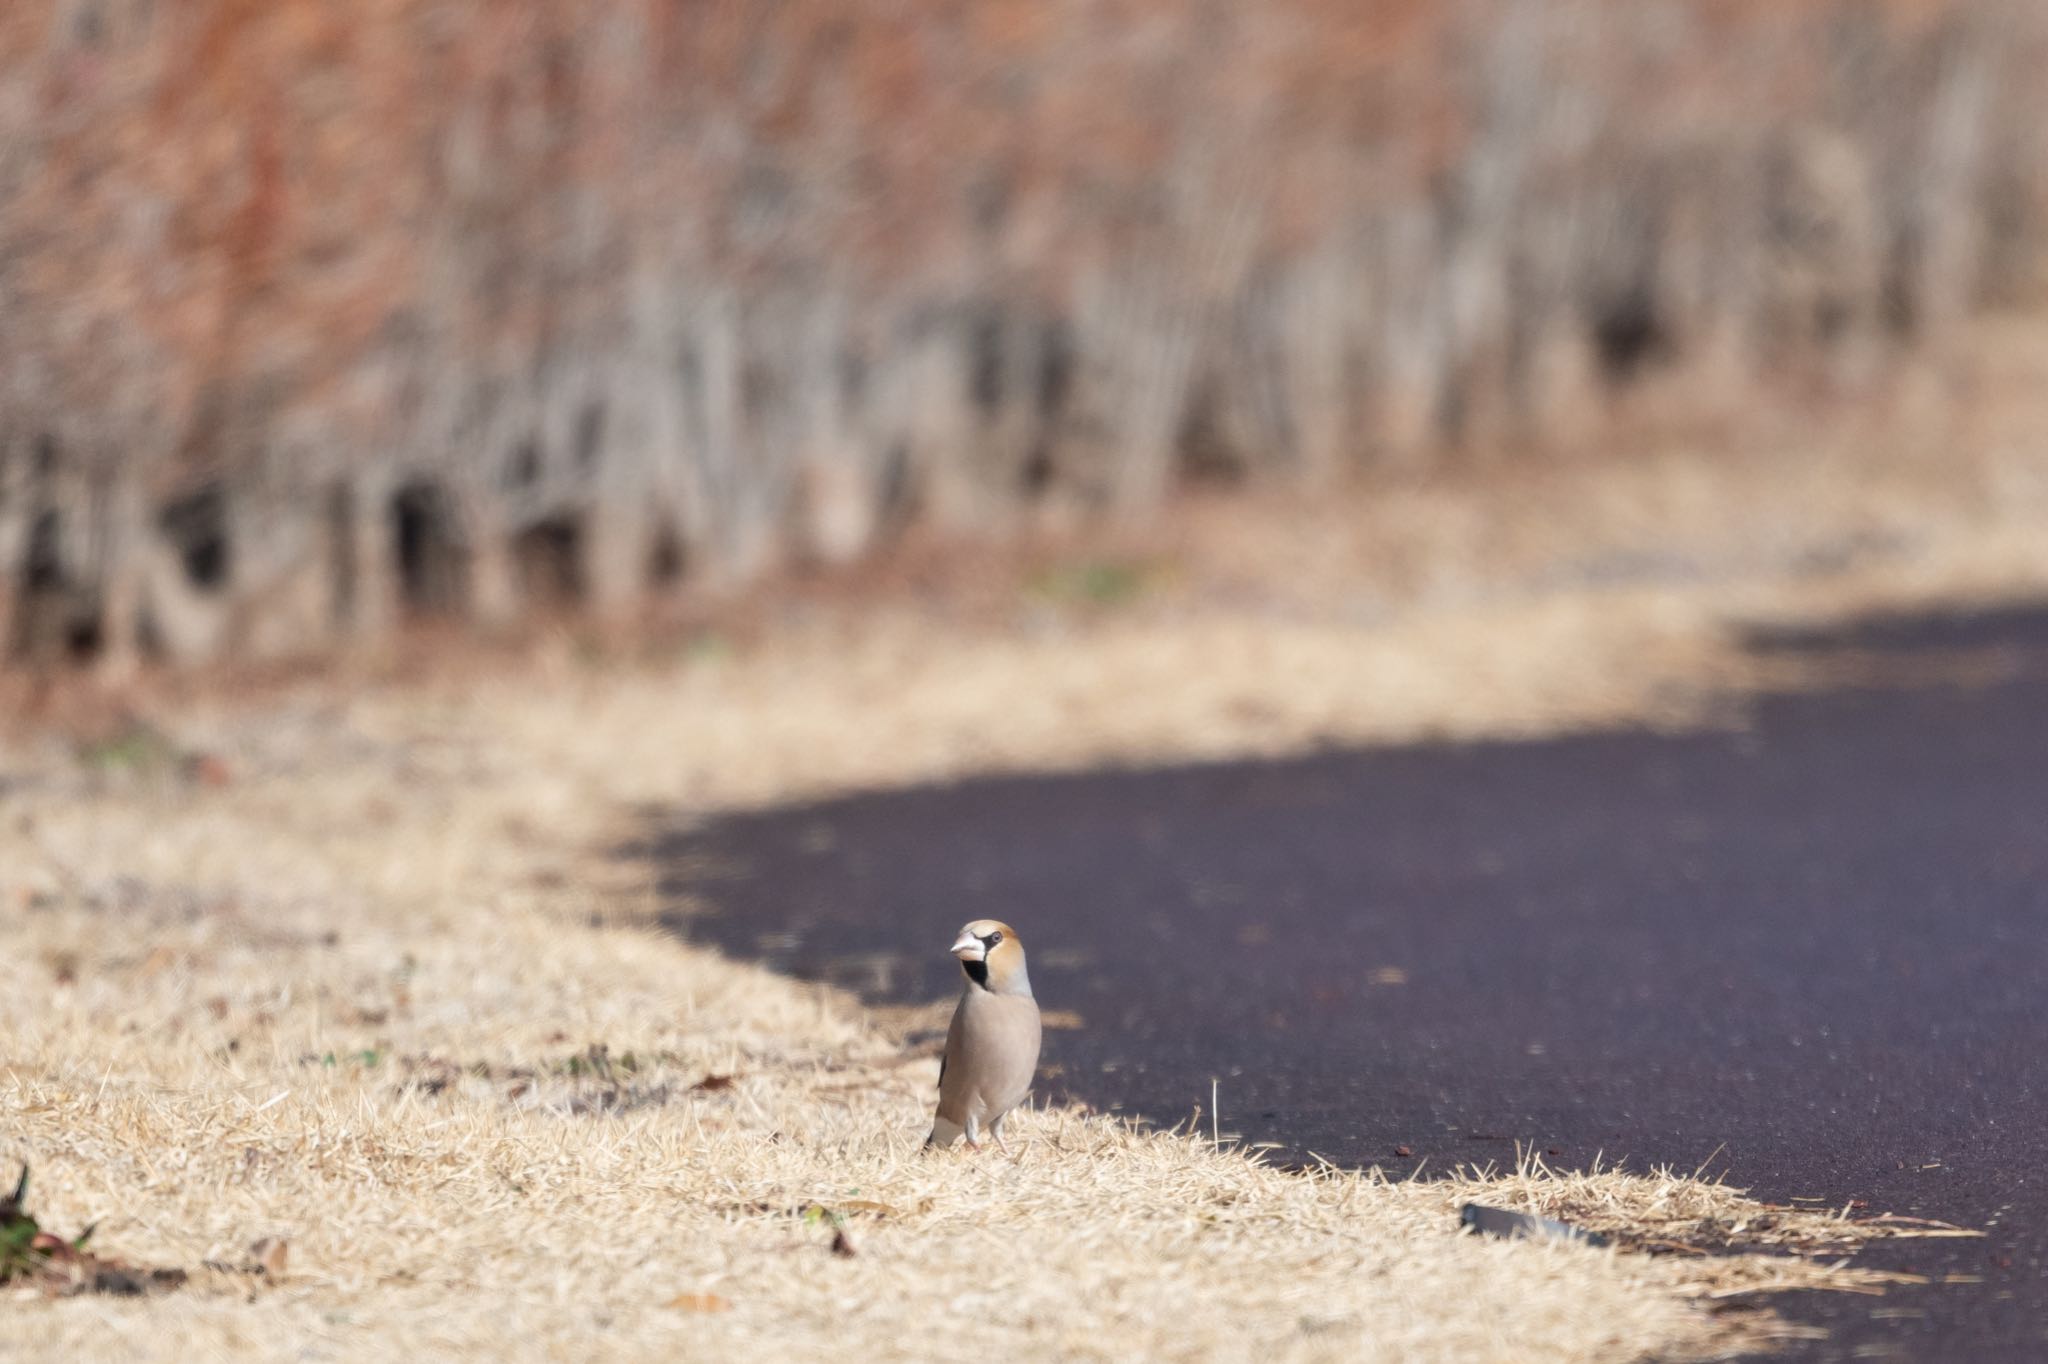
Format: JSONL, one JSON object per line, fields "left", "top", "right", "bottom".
{"left": 1, "top": 0, "right": 2042, "bottom": 669}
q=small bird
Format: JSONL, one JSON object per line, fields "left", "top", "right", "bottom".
{"left": 928, "top": 919, "right": 1042, "bottom": 1150}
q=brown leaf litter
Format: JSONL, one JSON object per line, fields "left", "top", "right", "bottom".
{"left": 1, "top": 1165, "right": 187, "bottom": 1300}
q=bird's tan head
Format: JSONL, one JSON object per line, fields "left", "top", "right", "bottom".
{"left": 949, "top": 919, "right": 1030, "bottom": 995}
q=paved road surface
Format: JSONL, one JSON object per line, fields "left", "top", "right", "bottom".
{"left": 648, "top": 604, "right": 2048, "bottom": 1362}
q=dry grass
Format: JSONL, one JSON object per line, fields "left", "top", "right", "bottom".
{"left": 0, "top": 852, "right": 1973, "bottom": 1364}
{"left": 0, "top": 750, "right": 1807, "bottom": 1363}
{"left": 7, "top": 328, "right": 2048, "bottom": 1359}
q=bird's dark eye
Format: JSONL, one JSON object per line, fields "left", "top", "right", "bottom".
{"left": 983, "top": 930, "right": 1003, "bottom": 948}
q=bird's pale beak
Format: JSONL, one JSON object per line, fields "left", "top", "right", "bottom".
{"left": 950, "top": 930, "right": 986, "bottom": 962}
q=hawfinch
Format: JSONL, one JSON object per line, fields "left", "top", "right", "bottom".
{"left": 927, "top": 919, "right": 1042, "bottom": 1150}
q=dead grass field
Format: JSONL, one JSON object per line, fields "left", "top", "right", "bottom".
{"left": 6, "top": 325, "right": 2048, "bottom": 1360}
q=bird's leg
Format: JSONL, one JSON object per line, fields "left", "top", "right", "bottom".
{"left": 990, "top": 1113, "right": 1010, "bottom": 1152}
{"left": 963, "top": 1115, "right": 982, "bottom": 1150}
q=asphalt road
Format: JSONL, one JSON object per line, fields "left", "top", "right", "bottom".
{"left": 646, "top": 603, "right": 2048, "bottom": 1362}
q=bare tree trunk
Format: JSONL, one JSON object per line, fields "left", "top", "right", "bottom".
{"left": 93, "top": 463, "right": 146, "bottom": 683}
{"left": 338, "top": 469, "right": 400, "bottom": 648}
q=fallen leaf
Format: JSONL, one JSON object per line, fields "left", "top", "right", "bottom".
{"left": 3, "top": 1163, "right": 185, "bottom": 1298}
{"left": 134, "top": 946, "right": 180, "bottom": 979}
{"left": 251, "top": 1237, "right": 288, "bottom": 1278}
{"left": 186, "top": 754, "right": 233, "bottom": 788}
{"left": 665, "top": 1292, "right": 731, "bottom": 1312}
{"left": 692, "top": 1074, "right": 737, "bottom": 1092}
{"left": 91, "top": 1265, "right": 187, "bottom": 1296}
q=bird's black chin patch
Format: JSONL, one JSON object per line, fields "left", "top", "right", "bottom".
{"left": 962, "top": 960, "right": 990, "bottom": 989}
